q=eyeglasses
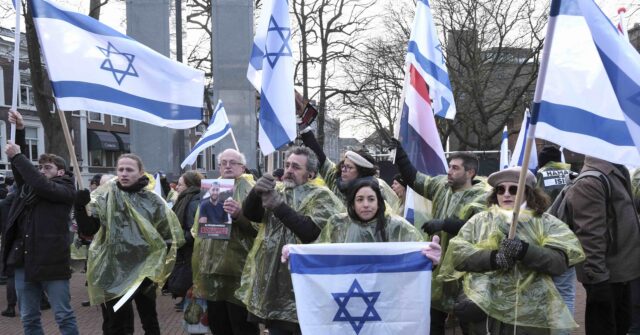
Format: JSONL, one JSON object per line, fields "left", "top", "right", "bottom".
{"left": 496, "top": 185, "right": 518, "bottom": 196}
{"left": 219, "top": 160, "right": 243, "bottom": 167}
{"left": 341, "top": 164, "right": 355, "bottom": 172}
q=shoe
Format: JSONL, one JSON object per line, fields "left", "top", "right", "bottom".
{"left": 1, "top": 306, "right": 16, "bottom": 317}
{"left": 0, "top": 275, "right": 7, "bottom": 285}
{"left": 40, "top": 301, "right": 51, "bottom": 310}
{"left": 81, "top": 301, "right": 90, "bottom": 307}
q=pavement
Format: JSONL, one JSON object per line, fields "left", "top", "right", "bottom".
{"left": 0, "top": 261, "right": 587, "bottom": 334}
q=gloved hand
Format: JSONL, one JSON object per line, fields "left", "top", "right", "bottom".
{"left": 388, "top": 137, "right": 402, "bottom": 151}
{"left": 75, "top": 189, "right": 91, "bottom": 208}
{"left": 261, "top": 190, "right": 283, "bottom": 210}
{"left": 491, "top": 248, "right": 515, "bottom": 270}
{"left": 422, "top": 219, "right": 445, "bottom": 235}
{"left": 254, "top": 174, "right": 276, "bottom": 195}
{"left": 584, "top": 281, "right": 613, "bottom": 304}
{"left": 499, "top": 238, "right": 528, "bottom": 260}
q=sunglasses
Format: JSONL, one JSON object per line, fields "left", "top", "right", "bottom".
{"left": 496, "top": 185, "right": 518, "bottom": 195}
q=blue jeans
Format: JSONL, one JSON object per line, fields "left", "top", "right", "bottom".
{"left": 552, "top": 267, "right": 576, "bottom": 316}
{"left": 14, "top": 268, "right": 79, "bottom": 335}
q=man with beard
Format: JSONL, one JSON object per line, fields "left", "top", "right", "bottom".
{"left": 191, "top": 149, "right": 260, "bottom": 335}
{"left": 238, "top": 146, "right": 344, "bottom": 335}
{"left": 392, "top": 140, "right": 489, "bottom": 335}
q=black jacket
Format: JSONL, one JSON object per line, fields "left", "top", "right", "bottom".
{"left": 1, "top": 130, "right": 75, "bottom": 282}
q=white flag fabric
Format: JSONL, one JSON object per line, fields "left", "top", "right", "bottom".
{"left": 247, "top": 0, "right": 296, "bottom": 155}
{"left": 404, "top": 0, "right": 456, "bottom": 119}
{"left": 180, "top": 100, "right": 232, "bottom": 169}
{"left": 510, "top": 109, "right": 538, "bottom": 171}
{"left": 29, "top": 0, "right": 204, "bottom": 129}
{"left": 533, "top": 0, "right": 640, "bottom": 166}
{"left": 499, "top": 126, "right": 509, "bottom": 170}
{"left": 153, "top": 173, "right": 163, "bottom": 198}
{"left": 289, "top": 242, "right": 432, "bottom": 335}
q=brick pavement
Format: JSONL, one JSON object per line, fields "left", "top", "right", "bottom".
{"left": 0, "top": 264, "right": 587, "bottom": 334}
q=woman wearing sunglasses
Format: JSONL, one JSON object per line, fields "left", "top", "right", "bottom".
{"left": 438, "top": 167, "right": 585, "bottom": 334}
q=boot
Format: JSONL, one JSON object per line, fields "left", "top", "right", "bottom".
{"left": 1, "top": 306, "right": 16, "bottom": 317}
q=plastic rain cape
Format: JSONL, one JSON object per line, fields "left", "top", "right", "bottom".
{"left": 191, "top": 174, "right": 256, "bottom": 303}
{"left": 86, "top": 179, "right": 185, "bottom": 305}
{"left": 319, "top": 159, "right": 401, "bottom": 213}
{"left": 317, "top": 213, "right": 424, "bottom": 243}
{"left": 236, "top": 181, "right": 344, "bottom": 323}
{"left": 438, "top": 206, "right": 585, "bottom": 330}
{"left": 414, "top": 173, "right": 491, "bottom": 311}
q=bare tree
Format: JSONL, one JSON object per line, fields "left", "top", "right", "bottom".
{"left": 185, "top": 0, "right": 212, "bottom": 79}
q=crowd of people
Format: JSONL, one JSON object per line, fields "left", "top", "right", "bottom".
{"left": 1, "top": 108, "right": 640, "bottom": 335}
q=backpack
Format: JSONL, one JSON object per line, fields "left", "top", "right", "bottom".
{"left": 546, "top": 170, "right": 611, "bottom": 229}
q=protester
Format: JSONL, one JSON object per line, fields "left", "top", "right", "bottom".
{"left": 565, "top": 156, "right": 640, "bottom": 335}
{"left": 391, "top": 173, "right": 407, "bottom": 215}
{"left": 392, "top": 139, "right": 489, "bottom": 334}
{"left": 74, "top": 153, "right": 184, "bottom": 335}
{"left": 239, "top": 146, "right": 344, "bottom": 335}
{"left": 299, "top": 128, "right": 400, "bottom": 211}
{"left": 0, "top": 184, "right": 17, "bottom": 318}
{"left": 191, "top": 148, "right": 259, "bottom": 335}
{"left": 2, "top": 110, "right": 79, "bottom": 334}
{"left": 89, "top": 174, "right": 103, "bottom": 192}
{"left": 439, "top": 167, "right": 585, "bottom": 334}
{"left": 166, "top": 171, "right": 203, "bottom": 308}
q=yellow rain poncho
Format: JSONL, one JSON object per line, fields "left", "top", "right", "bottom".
{"left": 191, "top": 174, "right": 256, "bottom": 304}
{"left": 438, "top": 206, "right": 585, "bottom": 330}
{"left": 412, "top": 173, "right": 490, "bottom": 311}
{"left": 317, "top": 212, "right": 424, "bottom": 243}
{"left": 236, "top": 181, "right": 344, "bottom": 323}
{"left": 86, "top": 179, "right": 185, "bottom": 305}
{"left": 319, "top": 160, "right": 401, "bottom": 212}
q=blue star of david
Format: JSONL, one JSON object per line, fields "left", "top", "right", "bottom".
{"left": 332, "top": 279, "right": 381, "bottom": 334}
{"left": 265, "top": 16, "right": 292, "bottom": 68}
{"left": 97, "top": 42, "right": 139, "bottom": 85}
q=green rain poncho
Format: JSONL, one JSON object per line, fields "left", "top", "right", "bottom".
{"left": 319, "top": 159, "right": 401, "bottom": 212}
{"left": 86, "top": 180, "right": 185, "bottom": 305}
{"left": 317, "top": 212, "right": 424, "bottom": 243}
{"left": 413, "top": 173, "right": 490, "bottom": 311}
{"left": 191, "top": 174, "right": 256, "bottom": 304}
{"left": 438, "top": 206, "right": 585, "bottom": 330}
{"left": 236, "top": 181, "right": 344, "bottom": 323}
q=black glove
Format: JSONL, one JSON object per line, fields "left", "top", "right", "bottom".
{"left": 254, "top": 174, "right": 276, "bottom": 195}
{"left": 390, "top": 139, "right": 417, "bottom": 186}
{"left": 491, "top": 249, "right": 515, "bottom": 270}
{"left": 261, "top": 190, "right": 283, "bottom": 210}
{"left": 422, "top": 219, "right": 445, "bottom": 235}
{"left": 584, "top": 281, "right": 612, "bottom": 305}
{"left": 499, "top": 238, "right": 529, "bottom": 260}
{"left": 75, "top": 189, "right": 91, "bottom": 208}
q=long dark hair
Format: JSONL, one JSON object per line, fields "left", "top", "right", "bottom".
{"left": 487, "top": 185, "right": 551, "bottom": 216}
{"left": 347, "top": 179, "right": 387, "bottom": 242}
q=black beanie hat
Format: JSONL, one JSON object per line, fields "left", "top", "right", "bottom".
{"left": 538, "top": 145, "right": 562, "bottom": 168}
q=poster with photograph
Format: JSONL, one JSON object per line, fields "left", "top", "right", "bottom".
{"left": 197, "top": 179, "right": 234, "bottom": 240}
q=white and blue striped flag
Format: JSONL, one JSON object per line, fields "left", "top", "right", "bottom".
{"left": 29, "top": 0, "right": 204, "bottom": 129}
{"left": 533, "top": 0, "right": 640, "bottom": 166}
{"left": 289, "top": 242, "right": 432, "bottom": 334}
{"left": 180, "top": 100, "right": 232, "bottom": 169}
{"left": 247, "top": 0, "right": 296, "bottom": 155}
{"left": 499, "top": 126, "right": 509, "bottom": 170}
{"left": 510, "top": 109, "right": 538, "bottom": 171}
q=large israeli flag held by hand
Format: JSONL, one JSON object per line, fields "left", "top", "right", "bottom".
{"left": 534, "top": 0, "right": 640, "bottom": 166}
{"left": 289, "top": 242, "right": 432, "bottom": 335}
{"left": 247, "top": 0, "right": 296, "bottom": 155}
{"left": 180, "top": 100, "right": 232, "bottom": 169}
{"left": 29, "top": 0, "right": 204, "bottom": 129}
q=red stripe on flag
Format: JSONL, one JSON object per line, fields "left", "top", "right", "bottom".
{"left": 409, "top": 64, "right": 431, "bottom": 105}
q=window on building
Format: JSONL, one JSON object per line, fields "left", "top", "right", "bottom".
{"left": 20, "top": 84, "right": 35, "bottom": 109}
{"left": 196, "top": 151, "right": 206, "bottom": 170}
{"left": 24, "top": 127, "right": 40, "bottom": 161}
{"left": 88, "top": 112, "right": 104, "bottom": 123}
{"left": 89, "top": 150, "right": 121, "bottom": 167}
{"left": 111, "top": 116, "right": 126, "bottom": 126}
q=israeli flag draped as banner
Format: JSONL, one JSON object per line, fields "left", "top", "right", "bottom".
{"left": 247, "top": 0, "right": 296, "bottom": 155}
{"left": 533, "top": 0, "right": 640, "bottom": 166}
{"left": 289, "top": 242, "right": 432, "bottom": 335}
{"left": 510, "top": 109, "right": 538, "bottom": 171}
{"left": 180, "top": 100, "right": 232, "bottom": 169}
{"left": 29, "top": 0, "right": 204, "bottom": 129}
{"left": 499, "top": 126, "right": 509, "bottom": 170}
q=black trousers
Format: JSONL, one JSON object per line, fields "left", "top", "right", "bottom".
{"left": 584, "top": 281, "right": 631, "bottom": 335}
{"left": 6, "top": 275, "right": 16, "bottom": 306}
{"left": 101, "top": 281, "right": 159, "bottom": 335}
{"left": 430, "top": 308, "right": 447, "bottom": 335}
{"left": 207, "top": 300, "right": 259, "bottom": 335}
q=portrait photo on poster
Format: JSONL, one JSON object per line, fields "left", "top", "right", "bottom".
{"left": 197, "top": 179, "right": 235, "bottom": 240}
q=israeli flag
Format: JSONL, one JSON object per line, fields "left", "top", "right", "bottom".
{"left": 289, "top": 242, "right": 432, "bottom": 335}
{"left": 180, "top": 100, "right": 232, "bottom": 169}
{"left": 247, "top": 0, "right": 296, "bottom": 155}
{"left": 499, "top": 126, "right": 509, "bottom": 170}
{"left": 405, "top": 0, "right": 456, "bottom": 119}
{"left": 510, "top": 109, "right": 538, "bottom": 171}
{"left": 29, "top": 0, "right": 204, "bottom": 129}
{"left": 533, "top": 0, "right": 640, "bottom": 166}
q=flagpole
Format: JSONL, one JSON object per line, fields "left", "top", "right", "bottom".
{"left": 55, "top": 105, "right": 85, "bottom": 190}
{"left": 10, "top": 0, "right": 22, "bottom": 142}
{"left": 508, "top": 0, "right": 559, "bottom": 239}
{"left": 230, "top": 129, "right": 240, "bottom": 151}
